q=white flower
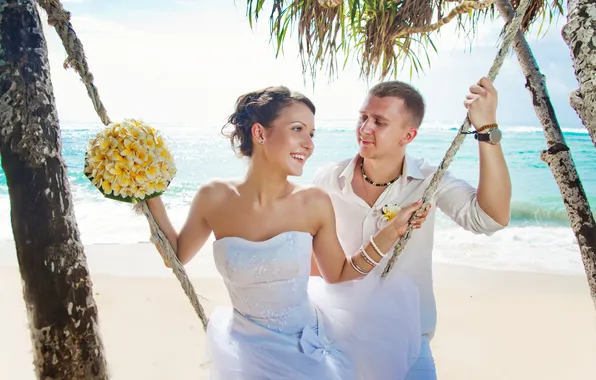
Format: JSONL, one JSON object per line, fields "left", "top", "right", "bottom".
{"left": 382, "top": 204, "right": 402, "bottom": 222}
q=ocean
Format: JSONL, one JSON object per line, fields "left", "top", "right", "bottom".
{"left": 1, "top": 120, "right": 594, "bottom": 275}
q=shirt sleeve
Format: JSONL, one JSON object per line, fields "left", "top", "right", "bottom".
{"left": 435, "top": 170, "right": 506, "bottom": 235}
{"left": 312, "top": 166, "right": 325, "bottom": 187}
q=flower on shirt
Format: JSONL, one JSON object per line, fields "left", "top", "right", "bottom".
{"left": 375, "top": 203, "right": 402, "bottom": 230}
{"left": 381, "top": 203, "right": 402, "bottom": 222}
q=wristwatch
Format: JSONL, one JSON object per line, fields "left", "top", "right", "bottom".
{"left": 474, "top": 127, "right": 502, "bottom": 145}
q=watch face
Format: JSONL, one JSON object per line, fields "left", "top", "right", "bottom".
{"left": 489, "top": 128, "right": 502, "bottom": 143}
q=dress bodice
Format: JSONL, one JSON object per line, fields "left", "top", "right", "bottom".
{"left": 213, "top": 231, "right": 314, "bottom": 334}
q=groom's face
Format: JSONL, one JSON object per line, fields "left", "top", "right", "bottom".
{"left": 356, "top": 95, "right": 418, "bottom": 160}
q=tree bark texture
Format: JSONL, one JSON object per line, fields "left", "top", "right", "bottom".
{"left": 562, "top": 0, "right": 596, "bottom": 148}
{"left": 0, "top": 1, "right": 109, "bottom": 378}
{"left": 496, "top": 0, "right": 596, "bottom": 308}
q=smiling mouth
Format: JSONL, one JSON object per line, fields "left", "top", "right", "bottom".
{"left": 360, "top": 138, "right": 374, "bottom": 145}
{"left": 290, "top": 153, "right": 306, "bottom": 163}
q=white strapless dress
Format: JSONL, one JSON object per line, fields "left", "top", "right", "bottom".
{"left": 206, "top": 231, "right": 420, "bottom": 380}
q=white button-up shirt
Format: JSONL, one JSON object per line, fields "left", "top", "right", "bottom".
{"left": 313, "top": 154, "right": 505, "bottom": 338}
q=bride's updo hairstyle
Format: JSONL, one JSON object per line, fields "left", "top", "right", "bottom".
{"left": 223, "top": 86, "right": 315, "bottom": 157}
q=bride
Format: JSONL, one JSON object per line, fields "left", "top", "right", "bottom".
{"left": 147, "top": 86, "right": 427, "bottom": 380}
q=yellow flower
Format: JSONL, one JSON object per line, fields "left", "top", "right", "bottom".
{"left": 121, "top": 139, "right": 136, "bottom": 157}
{"left": 90, "top": 172, "right": 103, "bottom": 186}
{"left": 134, "top": 149, "right": 148, "bottom": 163}
{"left": 101, "top": 179, "right": 113, "bottom": 194}
{"left": 134, "top": 169, "right": 148, "bottom": 184}
{"left": 146, "top": 163, "right": 160, "bottom": 179}
{"left": 120, "top": 187, "right": 133, "bottom": 198}
{"left": 101, "top": 171, "right": 115, "bottom": 184}
{"left": 145, "top": 181, "right": 156, "bottom": 193}
{"left": 99, "top": 138, "right": 111, "bottom": 152}
{"left": 146, "top": 151, "right": 157, "bottom": 164}
{"left": 111, "top": 152, "right": 127, "bottom": 163}
{"left": 154, "top": 180, "right": 167, "bottom": 193}
{"left": 382, "top": 204, "right": 402, "bottom": 222}
{"left": 145, "top": 137, "right": 156, "bottom": 150}
{"left": 134, "top": 187, "right": 147, "bottom": 200}
{"left": 118, "top": 175, "right": 132, "bottom": 188}
{"left": 111, "top": 182, "right": 123, "bottom": 196}
{"left": 143, "top": 124, "right": 157, "bottom": 135}
{"left": 127, "top": 125, "right": 146, "bottom": 140}
{"left": 109, "top": 162, "right": 127, "bottom": 177}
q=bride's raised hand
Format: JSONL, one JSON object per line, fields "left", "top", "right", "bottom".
{"left": 387, "top": 200, "right": 431, "bottom": 237}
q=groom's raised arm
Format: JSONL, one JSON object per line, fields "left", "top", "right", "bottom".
{"left": 437, "top": 77, "right": 511, "bottom": 234}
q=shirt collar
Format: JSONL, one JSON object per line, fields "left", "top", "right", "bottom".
{"left": 338, "top": 155, "right": 359, "bottom": 188}
{"left": 403, "top": 153, "right": 425, "bottom": 180}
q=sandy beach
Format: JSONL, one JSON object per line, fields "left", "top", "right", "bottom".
{"left": 1, "top": 240, "right": 595, "bottom": 380}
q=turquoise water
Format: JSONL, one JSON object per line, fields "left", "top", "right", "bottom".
{"left": 3, "top": 121, "right": 593, "bottom": 224}
{"left": 0, "top": 121, "right": 594, "bottom": 274}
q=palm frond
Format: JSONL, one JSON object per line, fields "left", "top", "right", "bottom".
{"left": 244, "top": 0, "right": 565, "bottom": 81}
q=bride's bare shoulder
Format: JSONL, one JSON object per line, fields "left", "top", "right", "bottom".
{"left": 292, "top": 183, "right": 333, "bottom": 208}
{"left": 195, "top": 179, "right": 241, "bottom": 204}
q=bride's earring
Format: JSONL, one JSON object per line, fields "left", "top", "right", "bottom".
{"left": 259, "top": 139, "right": 264, "bottom": 144}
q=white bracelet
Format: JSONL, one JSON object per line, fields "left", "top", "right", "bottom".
{"left": 349, "top": 255, "right": 369, "bottom": 275}
{"left": 369, "top": 235, "right": 386, "bottom": 258}
{"left": 359, "top": 246, "right": 379, "bottom": 267}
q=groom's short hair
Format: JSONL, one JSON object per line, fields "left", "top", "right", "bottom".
{"left": 369, "top": 81, "right": 425, "bottom": 128}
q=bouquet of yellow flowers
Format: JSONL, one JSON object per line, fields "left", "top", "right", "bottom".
{"left": 84, "top": 119, "right": 176, "bottom": 203}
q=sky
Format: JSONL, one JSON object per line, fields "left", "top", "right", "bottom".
{"left": 44, "top": 0, "right": 582, "bottom": 129}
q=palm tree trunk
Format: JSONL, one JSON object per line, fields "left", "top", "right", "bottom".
{"left": 0, "top": 1, "right": 109, "bottom": 378}
{"left": 561, "top": 0, "right": 596, "bottom": 148}
{"left": 496, "top": 0, "right": 596, "bottom": 308}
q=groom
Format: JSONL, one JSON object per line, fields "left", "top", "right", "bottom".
{"left": 312, "top": 77, "right": 511, "bottom": 379}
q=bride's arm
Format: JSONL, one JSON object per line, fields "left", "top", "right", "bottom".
{"left": 310, "top": 255, "right": 322, "bottom": 277}
{"left": 146, "top": 186, "right": 213, "bottom": 265}
{"left": 310, "top": 188, "right": 427, "bottom": 283}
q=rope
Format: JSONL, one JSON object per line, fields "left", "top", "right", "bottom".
{"left": 381, "top": 0, "right": 533, "bottom": 276}
{"left": 134, "top": 202, "right": 209, "bottom": 330}
{"left": 37, "top": 0, "right": 209, "bottom": 331}
{"left": 40, "top": 0, "right": 110, "bottom": 126}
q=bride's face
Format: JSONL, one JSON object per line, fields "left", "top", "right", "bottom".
{"left": 259, "top": 102, "right": 315, "bottom": 177}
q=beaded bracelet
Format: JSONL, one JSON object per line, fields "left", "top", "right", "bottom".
{"left": 369, "top": 236, "right": 386, "bottom": 258}
{"left": 477, "top": 123, "right": 498, "bottom": 133}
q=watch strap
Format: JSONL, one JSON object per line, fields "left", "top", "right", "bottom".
{"left": 475, "top": 132, "right": 491, "bottom": 142}
{"left": 474, "top": 127, "right": 502, "bottom": 144}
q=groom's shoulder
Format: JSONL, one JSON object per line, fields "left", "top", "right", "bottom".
{"left": 313, "top": 158, "right": 352, "bottom": 189}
